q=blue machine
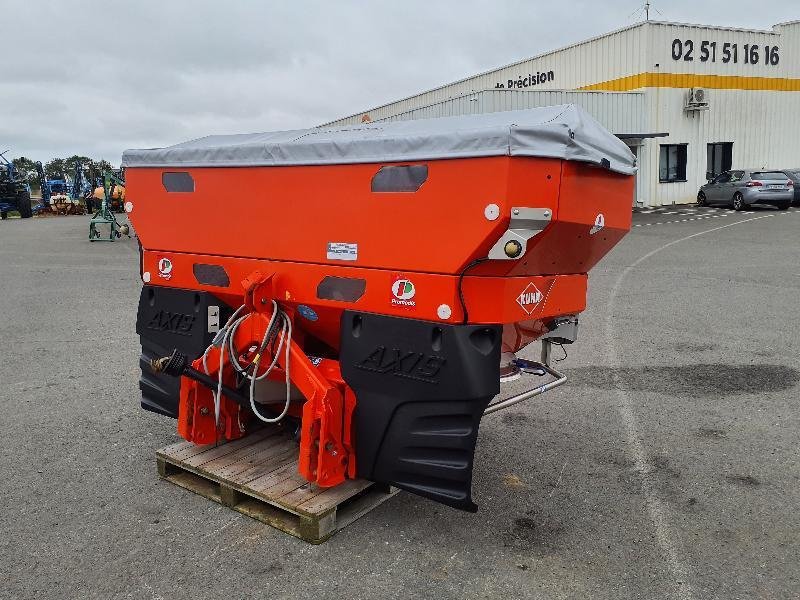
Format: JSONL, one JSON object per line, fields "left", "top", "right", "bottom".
{"left": 31, "top": 162, "right": 52, "bottom": 214}
{"left": 0, "top": 150, "right": 33, "bottom": 219}
{"left": 73, "top": 162, "right": 93, "bottom": 199}
{"left": 33, "top": 161, "right": 90, "bottom": 215}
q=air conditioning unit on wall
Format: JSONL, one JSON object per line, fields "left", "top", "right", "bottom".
{"left": 685, "top": 87, "right": 710, "bottom": 112}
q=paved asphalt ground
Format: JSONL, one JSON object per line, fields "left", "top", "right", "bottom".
{"left": 1, "top": 205, "right": 799, "bottom": 600}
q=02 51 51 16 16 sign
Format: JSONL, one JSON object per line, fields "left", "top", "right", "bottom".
{"left": 670, "top": 39, "right": 779, "bottom": 66}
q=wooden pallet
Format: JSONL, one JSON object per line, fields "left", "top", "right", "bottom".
{"left": 156, "top": 428, "right": 400, "bottom": 544}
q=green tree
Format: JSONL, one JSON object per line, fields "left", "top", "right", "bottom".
{"left": 63, "top": 155, "right": 93, "bottom": 179}
{"left": 84, "top": 159, "right": 115, "bottom": 187}
{"left": 11, "top": 156, "right": 39, "bottom": 190}
{"left": 91, "top": 159, "right": 114, "bottom": 174}
{"left": 44, "top": 158, "right": 67, "bottom": 180}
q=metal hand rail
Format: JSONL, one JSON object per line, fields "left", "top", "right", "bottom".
{"left": 484, "top": 341, "right": 567, "bottom": 415}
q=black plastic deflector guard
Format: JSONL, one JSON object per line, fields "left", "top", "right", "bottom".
{"left": 135, "top": 286, "right": 231, "bottom": 418}
{"left": 340, "top": 311, "right": 501, "bottom": 512}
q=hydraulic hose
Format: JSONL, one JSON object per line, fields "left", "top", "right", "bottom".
{"left": 150, "top": 350, "right": 249, "bottom": 407}
{"left": 150, "top": 349, "right": 299, "bottom": 435}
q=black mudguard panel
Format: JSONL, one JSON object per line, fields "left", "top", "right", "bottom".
{"left": 340, "top": 311, "right": 501, "bottom": 512}
{"left": 135, "top": 286, "right": 231, "bottom": 417}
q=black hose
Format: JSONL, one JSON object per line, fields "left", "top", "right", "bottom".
{"left": 152, "top": 350, "right": 252, "bottom": 407}
{"left": 151, "top": 349, "right": 301, "bottom": 431}
{"left": 457, "top": 257, "right": 488, "bottom": 324}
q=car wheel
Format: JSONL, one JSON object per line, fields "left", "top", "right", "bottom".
{"left": 697, "top": 192, "right": 707, "bottom": 206}
{"left": 0, "top": 211, "right": 7, "bottom": 220}
{"left": 733, "top": 193, "right": 745, "bottom": 211}
{"left": 777, "top": 201, "right": 790, "bottom": 210}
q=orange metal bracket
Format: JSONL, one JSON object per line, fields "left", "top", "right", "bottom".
{"left": 176, "top": 270, "right": 354, "bottom": 487}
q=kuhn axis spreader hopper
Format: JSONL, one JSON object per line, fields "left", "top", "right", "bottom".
{"left": 124, "top": 105, "right": 635, "bottom": 511}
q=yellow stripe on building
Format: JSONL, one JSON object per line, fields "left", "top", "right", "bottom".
{"left": 580, "top": 72, "right": 800, "bottom": 92}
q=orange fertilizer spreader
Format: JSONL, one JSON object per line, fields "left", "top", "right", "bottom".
{"left": 124, "top": 105, "right": 635, "bottom": 511}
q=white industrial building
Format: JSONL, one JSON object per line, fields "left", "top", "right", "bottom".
{"left": 326, "top": 19, "right": 800, "bottom": 207}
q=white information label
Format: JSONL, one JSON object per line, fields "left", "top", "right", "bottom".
{"left": 590, "top": 213, "right": 605, "bottom": 235}
{"left": 327, "top": 242, "right": 358, "bottom": 261}
{"left": 207, "top": 306, "right": 220, "bottom": 333}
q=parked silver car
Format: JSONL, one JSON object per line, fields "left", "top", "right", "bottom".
{"left": 697, "top": 169, "right": 793, "bottom": 210}
{"left": 782, "top": 169, "right": 800, "bottom": 205}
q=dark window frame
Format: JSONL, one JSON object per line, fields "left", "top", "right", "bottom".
{"left": 659, "top": 144, "right": 688, "bottom": 183}
{"left": 706, "top": 142, "right": 733, "bottom": 180}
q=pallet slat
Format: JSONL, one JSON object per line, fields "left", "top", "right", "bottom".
{"left": 156, "top": 429, "right": 400, "bottom": 543}
{"left": 297, "top": 479, "right": 375, "bottom": 514}
{"left": 217, "top": 443, "right": 297, "bottom": 480}
{"left": 228, "top": 448, "right": 298, "bottom": 484}
{"left": 245, "top": 462, "right": 300, "bottom": 491}
{"left": 198, "top": 431, "right": 284, "bottom": 471}
{"left": 182, "top": 432, "right": 271, "bottom": 467}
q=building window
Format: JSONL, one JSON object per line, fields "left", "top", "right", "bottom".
{"left": 706, "top": 143, "right": 733, "bottom": 180}
{"left": 659, "top": 144, "right": 687, "bottom": 183}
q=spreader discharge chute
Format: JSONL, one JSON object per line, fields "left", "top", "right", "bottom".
{"left": 124, "top": 104, "right": 635, "bottom": 511}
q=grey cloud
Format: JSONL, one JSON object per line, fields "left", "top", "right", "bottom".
{"left": 1, "top": 0, "right": 794, "bottom": 163}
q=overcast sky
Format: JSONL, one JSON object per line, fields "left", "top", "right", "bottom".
{"left": 1, "top": 1, "right": 794, "bottom": 163}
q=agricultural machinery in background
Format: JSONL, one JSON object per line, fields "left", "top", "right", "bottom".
{"left": 0, "top": 150, "right": 33, "bottom": 219}
{"left": 33, "top": 161, "right": 91, "bottom": 216}
{"left": 1, "top": 151, "right": 126, "bottom": 221}
{"left": 89, "top": 170, "right": 130, "bottom": 241}
{"left": 89, "top": 168, "right": 125, "bottom": 213}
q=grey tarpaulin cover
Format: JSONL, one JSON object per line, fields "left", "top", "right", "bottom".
{"left": 122, "top": 104, "right": 636, "bottom": 175}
